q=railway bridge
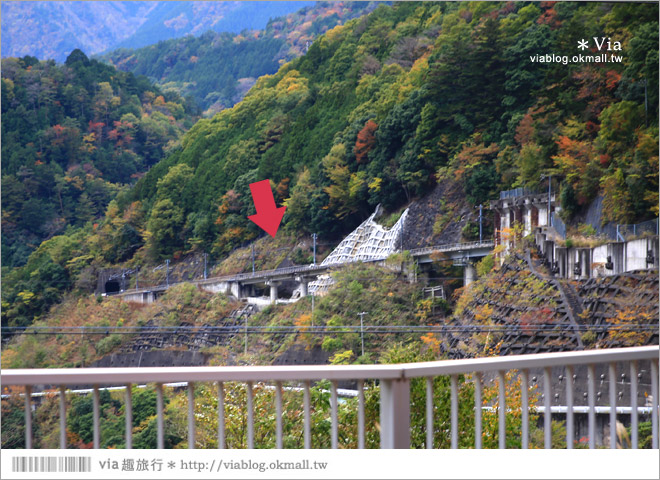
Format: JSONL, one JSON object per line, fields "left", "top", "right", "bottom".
{"left": 114, "top": 240, "right": 495, "bottom": 305}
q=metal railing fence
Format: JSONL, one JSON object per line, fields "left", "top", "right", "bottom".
{"left": 2, "top": 346, "right": 657, "bottom": 449}
{"left": 500, "top": 187, "right": 538, "bottom": 200}
{"left": 609, "top": 219, "right": 659, "bottom": 242}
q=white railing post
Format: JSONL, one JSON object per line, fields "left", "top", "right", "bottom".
{"left": 521, "top": 369, "right": 528, "bottom": 449}
{"left": 93, "top": 385, "right": 100, "bottom": 449}
{"left": 609, "top": 363, "right": 617, "bottom": 449}
{"left": 450, "top": 374, "right": 458, "bottom": 449}
{"left": 566, "top": 365, "right": 574, "bottom": 449}
{"left": 588, "top": 365, "right": 596, "bottom": 449}
{"left": 544, "top": 367, "right": 552, "bottom": 449}
{"left": 497, "top": 371, "right": 506, "bottom": 449}
{"left": 24, "top": 385, "right": 32, "bottom": 449}
{"left": 651, "top": 359, "right": 658, "bottom": 449}
{"left": 246, "top": 382, "right": 254, "bottom": 449}
{"left": 379, "top": 378, "right": 410, "bottom": 448}
{"left": 303, "top": 381, "right": 311, "bottom": 449}
{"left": 630, "top": 361, "right": 638, "bottom": 449}
{"left": 275, "top": 381, "right": 283, "bottom": 449}
{"left": 331, "top": 381, "right": 338, "bottom": 449}
{"left": 188, "top": 382, "right": 195, "bottom": 449}
{"left": 474, "top": 372, "right": 483, "bottom": 449}
{"left": 218, "top": 382, "right": 225, "bottom": 449}
{"left": 155, "top": 383, "right": 164, "bottom": 449}
{"left": 426, "top": 377, "right": 434, "bottom": 449}
{"left": 358, "top": 379, "right": 365, "bottom": 449}
{"left": 59, "top": 386, "right": 67, "bottom": 449}
{"left": 125, "top": 383, "right": 132, "bottom": 449}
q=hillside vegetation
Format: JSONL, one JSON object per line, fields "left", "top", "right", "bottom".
{"left": 2, "top": 3, "right": 658, "bottom": 454}
{"left": 2, "top": 1, "right": 658, "bottom": 341}
{"left": 1, "top": 50, "right": 199, "bottom": 268}
{"left": 102, "top": 2, "right": 381, "bottom": 114}
{"left": 128, "top": 1, "right": 657, "bottom": 256}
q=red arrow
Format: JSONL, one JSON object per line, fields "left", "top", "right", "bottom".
{"left": 247, "top": 179, "right": 286, "bottom": 238}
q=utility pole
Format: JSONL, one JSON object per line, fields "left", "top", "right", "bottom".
{"left": 541, "top": 174, "right": 552, "bottom": 226}
{"left": 166, "top": 259, "right": 170, "bottom": 287}
{"left": 203, "top": 253, "right": 208, "bottom": 280}
{"left": 251, "top": 244, "right": 255, "bottom": 273}
{"left": 478, "top": 204, "right": 483, "bottom": 243}
{"left": 136, "top": 267, "right": 139, "bottom": 290}
{"left": 357, "top": 312, "right": 368, "bottom": 357}
{"left": 547, "top": 174, "right": 552, "bottom": 227}
{"left": 312, "top": 233, "right": 318, "bottom": 265}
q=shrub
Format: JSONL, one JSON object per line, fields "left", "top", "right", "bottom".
{"left": 581, "top": 330, "right": 597, "bottom": 345}
{"left": 321, "top": 337, "right": 343, "bottom": 352}
{"left": 96, "top": 334, "right": 122, "bottom": 356}
{"left": 476, "top": 254, "right": 495, "bottom": 276}
{"left": 577, "top": 223, "right": 597, "bottom": 237}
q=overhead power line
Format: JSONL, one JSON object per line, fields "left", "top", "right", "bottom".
{"left": 3, "top": 324, "right": 656, "bottom": 336}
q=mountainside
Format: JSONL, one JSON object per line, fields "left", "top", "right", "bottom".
{"left": 1, "top": 1, "right": 658, "bottom": 341}
{"left": 1, "top": 50, "right": 199, "bottom": 269}
{"left": 0, "top": 1, "right": 313, "bottom": 63}
{"left": 127, "top": 1, "right": 657, "bottom": 257}
{"left": 101, "top": 2, "right": 381, "bottom": 114}
{"left": 2, "top": 3, "right": 658, "bottom": 454}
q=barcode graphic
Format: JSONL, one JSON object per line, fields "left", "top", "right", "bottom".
{"left": 11, "top": 456, "right": 91, "bottom": 473}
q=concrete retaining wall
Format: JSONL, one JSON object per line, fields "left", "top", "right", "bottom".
{"left": 539, "top": 233, "right": 658, "bottom": 279}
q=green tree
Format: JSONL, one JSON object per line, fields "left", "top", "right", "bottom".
{"left": 147, "top": 198, "right": 185, "bottom": 259}
{"left": 155, "top": 163, "right": 194, "bottom": 208}
{"left": 284, "top": 167, "right": 313, "bottom": 233}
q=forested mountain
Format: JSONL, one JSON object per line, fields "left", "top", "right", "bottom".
{"left": 101, "top": 2, "right": 382, "bottom": 114}
{"left": 1, "top": 50, "right": 199, "bottom": 268}
{"left": 0, "top": 1, "right": 313, "bottom": 63}
{"left": 2, "top": 1, "right": 658, "bottom": 332}
{"left": 127, "top": 1, "right": 657, "bottom": 255}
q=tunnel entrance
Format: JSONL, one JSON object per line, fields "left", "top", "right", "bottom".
{"left": 105, "top": 280, "right": 121, "bottom": 295}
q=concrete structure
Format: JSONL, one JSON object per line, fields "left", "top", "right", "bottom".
{"left": 111, "top": 230, "right": 655, "bottom": 306}
{"left": 110, "top": 238, "right": 495, "bottom": 305}
{"left": 308, "top": 206, "right": 408, "bottom": 294}
{"left": 535, "top": 230, "right": 659, "bottom": 280}
{"left": 96, "top": 268, "right": 132, "bottom": 295}
{"left": 463, "top": 263, "right": 477, "bottom": 286}
{"left": 492, "top": 187, "right": 657, "bottom": 279}
{"left": 491, "top": 188, "right": 558, "bottom": 247}
{"left": 320, "top": 206, "right": 408, "bottom": 266}
{"left": 120, "top": 290, "right": 157, "bottom": 304}
{"left": 107, "top": 201, "right": 495, "bottom": 304}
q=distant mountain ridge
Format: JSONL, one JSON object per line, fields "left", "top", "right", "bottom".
{"left": 1, "top": 1, "right": 313, "bottom": 63}
{"left": 101, "top": 1, "right": 382, "bottom": 114}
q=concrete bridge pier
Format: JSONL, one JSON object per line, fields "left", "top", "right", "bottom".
{"left": 230, "top": 281, "right": 242, "bottom": 299}
{"left": 610, "top": 243, "right": 625, "bottom": 274}
{"left": 463, "top": 262, "right": 477, "bottom": 286}
{"left": 266, "top": 280, "right": 280, "bottom": 304}
{"left": 556, "top": 247, "right": 568, "bottom": 278}
{"left": 544, "top": 240, "right": 554, "bottom": 265}
{"left": 578, "top": 248, "right": 592, "bottom": 279}
{"left": 295, "top": 275, "right": 311, "bottom": 297}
